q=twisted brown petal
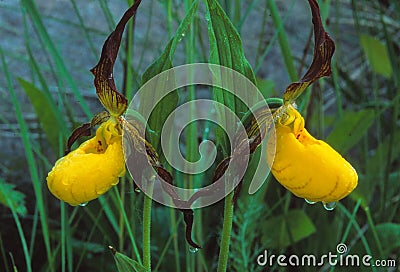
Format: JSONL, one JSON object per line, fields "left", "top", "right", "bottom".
{"left": 90, "top": 0, "right": 143, "bottom": 116}
{"left": 65, "top": 111, "right": 110, "bottom": 155}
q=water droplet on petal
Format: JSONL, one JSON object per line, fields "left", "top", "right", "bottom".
{"left": 323, "top": 201, "right": 337, "bottom": 211}
{"left": 79, "top": 202, "right": 88, "bottom": 207}
{"left": 189, "top": 246, "right": 199, "bottom": 254}
{"left": 304, "top": 199, "right": 316, "bottom": 205}
{"left": 135, "top": 188, "right": 141, "bottom": 193}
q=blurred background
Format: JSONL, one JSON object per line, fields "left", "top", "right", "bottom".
{"left": 0, "top": 0, "right": 399, "bottom": 271}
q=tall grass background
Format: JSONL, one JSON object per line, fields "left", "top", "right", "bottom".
{"left": 0, "top": 0, "right": 399, "bottom": 271}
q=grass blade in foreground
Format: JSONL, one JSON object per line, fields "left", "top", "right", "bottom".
{"left": 20, "top": 0, "right": 92, "bottom": 118}
{"left": 1, "top": 46, "right": 54, "bottom": 271}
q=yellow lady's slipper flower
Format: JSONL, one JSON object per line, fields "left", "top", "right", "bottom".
{"left": 47, "top": 118, "right": 125, "bottom": 206}
{"left": 267, "top": 105, "right": 358, "bottom": 204}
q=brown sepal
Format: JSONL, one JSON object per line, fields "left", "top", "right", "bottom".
{"left": 65, "top": 123, "right": 92, "bottom": 155}
{"left": 90, "top": 0, "right": 143, "bottom": 116}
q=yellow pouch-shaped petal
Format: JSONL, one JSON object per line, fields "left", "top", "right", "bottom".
{"left": 267, "top": 106, "right": 358, "bottom": 203}
{"left": 47, "top": 119, "right": 125, "bottom": 206}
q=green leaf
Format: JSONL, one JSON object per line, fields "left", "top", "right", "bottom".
{"left": 0, "top": 178, "right": 27, "bottom": 217}
{"left": 139, "top": 0, "right": 199, "bottom": 151}
{"left": 358, "top": 222, "right": 400, "bottom": 259}
{"left": 18, "top": 78, "right": 64, "bottom": 152}
{"left": 205, "top": 0, "right": 257, "bottom": 155}
{"left": 360, "top": 34, "right": 392, "bottom": 78}
{"left": 261, "top": 209, "right": 316, "bottom": 248}
{"left": 376, "top": 223, "right": 400, "bottom": 256}
{"left": 326, "top": 109, "right": 375, "bottom": 154}
{"left": 110, "top": 247, "right": 148, "bottom": 272}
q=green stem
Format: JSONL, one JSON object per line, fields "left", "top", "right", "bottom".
{"left": 118, "top": 179, "right": 126, "bottom": 251}
{"left": 217, "top": 191, "right": 234, "bottom": 272}
{"left": 365, "top": 207, "right": 384, "bottom": 257}
{"left": 143, "top": 185, "right": 153, "bottom": 271}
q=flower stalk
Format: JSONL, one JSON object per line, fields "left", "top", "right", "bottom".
{"left": 217, "top": 191, "right": 234, "bottom": 272}
{"left": 143, "top": 186, "right": 153, "bottom": 271}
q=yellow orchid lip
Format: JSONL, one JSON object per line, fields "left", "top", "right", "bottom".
{"left": 47, "top": 119, "right": 125, "bottom": 206}
{"left": 267, "top": 106, "right": 358, "bottom": 204}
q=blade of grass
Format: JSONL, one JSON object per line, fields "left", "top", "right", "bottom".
{"left": 118, "top": 180, "right": 126, "bottom": 252}
{"left": 111, "top": 187, "right": 142, "bottom": 263}
{"left": 135, "top": 0, "right": 155, "bottom": 73}
{"left": 28, "top": 206, "right": 39, "bottom": 267}
{"left": 20, "top": 0, "right": 92, "bottom": 118}
{"left": 254, "top": 1, "right": 297, "bottom": 74}
{"left": 1, "top": 46, "right": 54, "bottom": 271}
{"left": 22, "top": 11, "right": 69, "bottom": 139}
{"left": 98, "top": 196, "right": 121, "bottom": 235}
{"left": 98, "top": 0, "right": 116, "bottom": 31}
{"left": 71, "top": 0, "right": 98, "bottom": 58}
{"left": 364, "top": 207, "right": 384, "bottom": 258}
{"left": 169, "top": 209, "right": 181, "bottom": 272}
{"left": 266, "top": 0, "right": 298, "bottom": 82}
{"left": 379, "top": 7, "right": 400, "bottom": 221}
{"left": 61, "top": 203, "right": 74, "bottom": 272}
{"left": 337, "top": 203, "right": 375, "bottom": 268}
{"left": 154, "top": 216, "right": 183, "bottom": 271}
{"left": 339, "top": 199, "right": 361, "bottom": 244}
{"left": 237, "top": 0, "right": 262, "bottom": 32}
{"left": 0, "top": 234, "right": 11, "bottom": 272}
{"left": 4, "top": 194, "right": 32, "bottom": 272}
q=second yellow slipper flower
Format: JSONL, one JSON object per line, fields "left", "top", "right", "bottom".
{"left": 267, "top": 105, "right": 358, "bottom": 204}
{"left": 47, "top": 118, "right": 125, "bottom": 206}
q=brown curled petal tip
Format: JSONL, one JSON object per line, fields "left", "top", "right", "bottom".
{"left": 90, "top": 0, "right": 143, "bottom": 116}
{"left": 282, "top": 0, "right": 335, "bottom": 104}
{"left": 181, "top": 209, "right": 202, "bottom": 249}
{"left": 65, "top": 123, "right": 92, "bottom": 155}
